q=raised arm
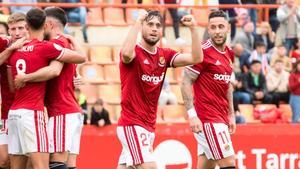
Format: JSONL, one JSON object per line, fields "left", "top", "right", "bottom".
{"left": 180, "top": 68, "right": 202, "bottom": 133}
{"left": 121, "top": 10, "right": 147, "bottom": 64}
{"left": 172, "top": 15, "right": 203, "bottom": 67}
{"left": 14, "top": 60, "right": 64, "bottom": 89}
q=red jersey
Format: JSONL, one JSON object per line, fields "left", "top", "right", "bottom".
{"left": 8, "top": 39, "right": 64, "bottom": 111}
{"left": 45, "top": 35, "right": 81, "bottom": 117}
{"left": 118, "top": 44, "right": 179, "bottom": 132}
{"left": 186, "top": 40, "right": 234, "bottom": 125}
{"left": 0, "top": 37, "right": 13, "bottom": 120}
{"left": 289, "top": 72, "right": 300, "bottom": 95}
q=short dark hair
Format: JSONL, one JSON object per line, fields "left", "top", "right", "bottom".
{"left": 26, "top": 8, "right": 46, "bottom": 30}
{"left": 45, "top": 7, "right": 67, "bottom": 27}
{"left": 250, "top": 60, "right": 261, "bottom": 66}
{"left": 255, "top": 41, "right": 266, "bottom": 48}
{"left": 209, "top": 10, "right": 228, "bottom": 20}
{"left": 144, "top": 10, "right": 164, "bottom": 25}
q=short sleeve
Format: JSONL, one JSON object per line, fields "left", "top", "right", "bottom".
{"left": 163, "top": 48, "right": 180, "bottom": 68}
{"left": 185, "top": 55, "right": 207, "bottom": 75}
{"left": 50, "top": 38, "right": 67, "bottom": 48}
{"left": 43, "top": 42, "right": 65, "bottom": 60}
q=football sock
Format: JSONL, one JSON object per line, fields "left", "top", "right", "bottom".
{"left": 220, "top": 166, "right": 236, "bottom": 169}
{"left": 49, "top": 161, "right": 67, "bottom": 169}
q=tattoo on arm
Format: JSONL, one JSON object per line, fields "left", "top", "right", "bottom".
{"left": 180, "top": 69, "right": 199, "bottom": 111}
{"left": 227, "top": 83, "right": 234, "bottom": 115}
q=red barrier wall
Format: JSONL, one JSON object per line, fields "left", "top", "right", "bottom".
{"left": 77, "top": 124, "right": 300, "bottom": 169}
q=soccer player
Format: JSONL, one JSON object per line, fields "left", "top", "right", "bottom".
{"left": 180, "top": 10, "right": 236, "bottom": 169}
{"left": 0, "top": 12, "right": 28, "bottom": 169}
{"left": 117, "top": 10, "right": 203, "bottom": 169}
{"left": 13, "top": 7, "right": 84, "bottom": 169}
{"left": 7, "top": 8, "right": 85, "bottom": 169}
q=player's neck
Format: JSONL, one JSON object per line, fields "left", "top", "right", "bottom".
{"left": 140, "top": 40, "right": 157, "bottom": 53}
{"left": 50, "top": 27, "right": 64, "bottom": 39}
{"left": 29, "top": 30, "right": 44, "bottom": 41}
{"left": 212, "top": 43, "right": 226, "bottom": 52}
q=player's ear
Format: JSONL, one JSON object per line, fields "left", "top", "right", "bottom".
{"left": 25, "top": 24, "right": 29, "bottom": 31}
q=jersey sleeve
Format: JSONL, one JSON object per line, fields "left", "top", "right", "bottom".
{"left": 186, "top": 55, "right": 207, "bottom": 75}
{"left": 43, "top": 42, "right": 65, "bottom": 60}
{"left": 50, "top": 38, "right": 67, "bottom": 48}
{"left": 164, "top": 48, "right": 180, "bottom": 68}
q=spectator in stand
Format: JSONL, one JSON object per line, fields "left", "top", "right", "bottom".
{"left": 288, "top": 60, "right": 300, "bottom": 123}
{"left": 61, "top": 0, "right": 89, "bottom": 43}
{"left": 249, "top": 41, "right": 270, "bottom": 74}
{"left": 4, "top": 0, "right": 37, "bottom": 13}
{"left": 241, "top": 0, "right": 258, "bottom": 31}
{"left": 255, "top": 21, "right": 275, "bottom": 52}
{"left": 277, "top": 0, "right": 300, "bottom": 54}
{"left": 233, "top": 21, "right": 256, "bottom": 54}
{"left": 270, "top": 44, "right": 292, "bottom": 72}
{"left": 219, "top": 0, "right": 239, "bottom": 40}
{"left": 158, "top": 78, "right": 177, "bottom": 106}
{"left": 233, "top": 73, "right": 252, "bottom": 105}
{"left": 90, "top": 98, "right": 111, "bottom": 127}
{"left": 291, "top": 38, "right": 300, "bottom": 67}
{"left": 233, "top": 43, "right": 251, "bottom": 73}
{"left": 266, "top": 59, "right": 290, "bottom": 106}
{"left": 264, "top": 0, "right": 280, "bottom": 32}
{"left": 243, "top": 60, "right": 273, "bottom": 104}
{"left": 0, "top": 22, "right": 8, "bottom": 35}
{"left": 160, "top": 0, "right": 186, "bottom": 45}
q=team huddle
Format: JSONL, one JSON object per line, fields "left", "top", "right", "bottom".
{"left": 0, "top": 7, "right": 86, "bottom": 169}
{"left": 0, "top": 6, "right": 236, "bottom": 169}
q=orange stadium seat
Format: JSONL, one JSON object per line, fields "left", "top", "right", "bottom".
{"left": 174, "top": 67, "right": 184, "bottom": 82}
{"left": 161, "top": 105, "right": 186, "bottom": 122}
{"left": 79, "top": 84, "right": 98, "bottom": 104}
{"left": 112, "top": 46, "right": 122, "bottom": 62}
{"left": 163, "top": 10, "right": 173, "bottom": 26}
{"left": 126, "top": 9, "right": 139, "bottom": 24}
{"left": 98, "top": 84, "right": 121, "bottom": 104}
{"left": 105, "top": 103, "right": 121, "bottom": 123}
{"left": 170, "top": 84, "right": 183, "bottom": 104}
{"left": 103, "top": 64, "right": 120, "bottom": 82}
{"left": 86, "top": 7, "right": 104, "bottom": 25}
{"left": 103, "top": 8, "right": 126, "bottom": 25}
{"left": 80, "top": 64, "right": 104, "bottom": 83}
{"left": 192, "top": 8, "right": 209, "bottom": 26}
{"left": 89, "top": 46, "right": 113, "bottom": 63}
{"left": 238, "top": 104, "right": 259, "bottom": 123}
{"left": 279, "top": 104, "right": 292, "bottom": 122}
{"left": 165, "top": 69, "right": 176, "bottom": 84}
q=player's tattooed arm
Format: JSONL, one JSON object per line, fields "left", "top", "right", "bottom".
{"left": 121, "top": 10, "right": 147, "bottom": 64}
{"left": 181, "top": 69, "right": 198, "bottom": 110}
{"left": 14, "top": 61, "right": 64, "bottom": 89}
{"left": 227, "top": 83, "right": 236, "bottom": 134}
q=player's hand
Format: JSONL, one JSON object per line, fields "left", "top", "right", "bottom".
{"left": 228, "top": 114, "right": 236, "bottom": 134}
{"left": 98, "top": 119, "right": 105, "bottom": 127}
{"left": 181, "top": 15, "right": 197, "bottom": 28}
{"left": 137, "top": 9, "right": 148, "bottom": 22}
{"left": 9, "top": 37, "right": 26, "bottom": 50}
{"left": 14, "top": 74, "right": 26, "bottom": 89}
{"left": 73, "top": 74, "right": 84, "bottom": 88}
{"left": 189, "top": 116, "right": 202, "bottom": 133}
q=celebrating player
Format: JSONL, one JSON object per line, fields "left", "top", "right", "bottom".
{"left": 13, "top": 7, "right": 84, "bottom": 169}
{"left": 7, "top": 8, "right": 85, "bottom": 169}
{"left": 117, "top": 10, "right": 203, "bottom": 169}
{"left": 0, "top": 12, "right": 28, "bottom": 169}
{"left": 181, "top": 10, "right": 236, "bottom": 169}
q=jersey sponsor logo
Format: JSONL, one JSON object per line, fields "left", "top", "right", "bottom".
{"left": 158, "top": 56, "right": 165, "bottom": 67}
{"left": 215, "top": 60, "right": 221, "bottom": 65}
{"left": 141, "top": 73, "right": 165, "bottom": 85}
{"left": 143, "top": 59, "right": 150, "bottom": 65}
{"left": 213, "top": 73, "right": 231, "bottom": 83}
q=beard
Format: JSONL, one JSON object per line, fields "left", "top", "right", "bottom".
{"left": 211, "top": 36, "right": 227, "bottom": 47}
{"left": 142, "top": 34, "right": 159, "bottom": 46}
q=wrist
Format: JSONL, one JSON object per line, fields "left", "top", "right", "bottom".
{"left": 187, "top": 108, "right": 197, "bottom": 118}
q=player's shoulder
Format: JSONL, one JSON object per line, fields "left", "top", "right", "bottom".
{"left": 202, "top": 39, "right": 213, "bottom": 51}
